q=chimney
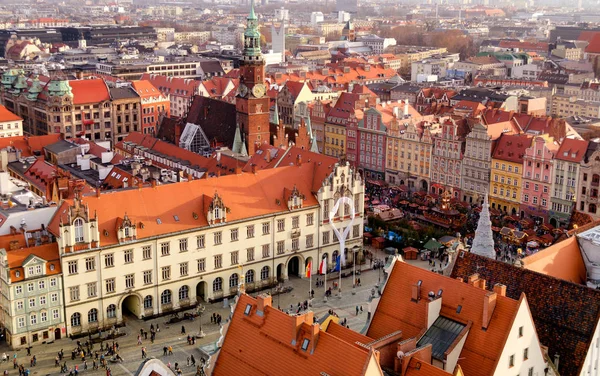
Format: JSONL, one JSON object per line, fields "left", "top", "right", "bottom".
{"left": 151, "top": 179, "right": 157, "bottom": 188}
{"left": 266, "top": 150, "right": 272, "bottom": 163}
{"left": 256, "top": 294, "right": 272, "bottom": 314}
{"left": 478, "top": 279, "right": 487, "bottom": 290}
{"left": 411, "top": 280, "right": 422, "bottom": 302}
{"left": 96, "top": 187, "right": 101, "bottom": 198}
{"left": 296, "top": 154, "right": 302, "bottom": 166}
{"left": 493, "top": 283, "right": 507, "bottom": 297}
{"left": 482, "top": 291, "right": 497, "bottom": 330}
{"left": 468, "top": 273, "right": 479, "bottom": 285}
{"left": 404, "top": 99, "right": 409, "bottom": 117}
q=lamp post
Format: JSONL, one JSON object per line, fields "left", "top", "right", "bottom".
{"left": 352, "top": 245, "right": 359, "bottom": 295}
{"left": 196, "top": 304, "right": 205, "bottom": 338}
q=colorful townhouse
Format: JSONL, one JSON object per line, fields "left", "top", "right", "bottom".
{"left": 520, "top": 136, "right": 558, "bottom": 223}
{"left": 430, "top": 118, "right": 468, "bottom": 199}
{"left": 490, "top": 133, "right": 532, "bottom": 215}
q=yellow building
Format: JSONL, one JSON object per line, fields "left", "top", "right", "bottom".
{"left": 489, "top": 134, "right": 532, "bottom": 215}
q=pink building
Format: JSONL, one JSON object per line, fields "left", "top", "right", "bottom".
{"left": 520, "top": 136, "right": 558, "bottom": 223}
{"left": 357, "top": 107, "right": 387, "bottom": 179}
{"left": 345, "top": 111, "right": 361, "bottom": 169}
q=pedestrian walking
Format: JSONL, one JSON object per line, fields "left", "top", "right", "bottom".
{"left": 181, "top": 325, "right": 186, "bottom": 334}
{"left": 137, "top": 335, "right": 142, "bottom": 345}
{"left": 168, "top": 346, "right": 173, "bottom": 355}
{"left": 163, "top": 347, "right": 168, "bottom": 356}
{"left": 187, "top": 357, "right": 190, "bottom": 367}
{"left": 356, "top": 306, "right": 359, "bottom": 316}
{"left": 191, "top": 355, "right": 196, "bottom": 366}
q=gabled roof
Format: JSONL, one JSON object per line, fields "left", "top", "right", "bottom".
{"left": 48, "top": 162, "right": 327, "bottom": 247}
{"left": 522, "top": 236, "right": 587, "bottom": 284}
{"left": 0, "top": 105, "right": 22, "bottom": 122}
{"left": 132, "top": 80, "right": 166, "bottom": 100}
{"left": 491, "top": 133, "right": 532, "bottom": 163}
{"left": 5, "top": 242, "right": 61, "bottom": 282}
{"left": 556, "top": 138, "right": 589, "bottom": 163}
{"left": 212, "top": 294, "right": 378, "bottom": 376}
{"left": 185, "top": 96, "right": 237, "bottom": 149}
{"left": 367, "top": 260, "right": 520, "bottom": 376}
{"left": 68, "top": 79, "right": 110, "bottom": 105}
{"left": 451, "top": 251, "right": 600, "bottom": 376}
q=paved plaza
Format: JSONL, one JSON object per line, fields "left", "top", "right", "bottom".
{"left": 0, "top": 247, "right": 427, "bottom": 376}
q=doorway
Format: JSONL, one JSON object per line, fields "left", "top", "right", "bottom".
{"left": 122, "top": 295, "right": 141, "bottom": 318}
{"left": 196, "top": 281, "right": 207, "bottom": 303}
{"left": 287, "top": 256, "right": 301, "bottom": 278}
{"left": 54, "top": 328, "right": 61, "bottom": 340}
{"left": 277, "top": 264, "right": 284, "bottom": 282}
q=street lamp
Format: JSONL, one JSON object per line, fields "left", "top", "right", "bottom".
{"left": 196, "top": 304, "right": 205, "bottom": 338}
{"left": 352, "top": 245, "right": 359, "bottom": 295}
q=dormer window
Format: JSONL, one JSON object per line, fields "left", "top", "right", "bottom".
{"left": 15, "top": 271, "right": 20, "bottom": 278}
{"left": 207, "top": 192, "right": 228, "bottom": 225}
{"left": 301, "top": 338, "right": 310, "bottom": 351}
{"left": 74, "top": 218, "right": 84, "bottom": 243}
{"left": 244, "top": 304, "right": 252, "bottom": 315}
{"left": 124, "top": 227, "right": 130, "bottom": 238}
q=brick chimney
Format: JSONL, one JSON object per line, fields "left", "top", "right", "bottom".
{"left": 482, "top": 291, "right": 497, "bottom": 330}
{"left": 296, "top": 154, "right": 302, "bottom": 166}
{"left": 411, "top": 281, "right": 422, "bottom": 302}
{"left": 96, "top": 187, "right": 101, "bottom": 198}
{"left": 256, "top": 294, "right": 272, "bottom": 315}
{"left": 493, "top": 283, "right": 507, "bottom": 297}
{"left": 467, "top": 273, "right": 479, "bottom": 285}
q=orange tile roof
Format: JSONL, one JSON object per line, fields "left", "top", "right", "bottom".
{"left": 6, "top": 242, "right": 61, "bottom": 282}
{"left": 0, "top": 105, "right": 21, "bottom": 122}
{"left": 492, "top": 133, "right": 532, "bottom": 163}
{"left": 212, "top": 294, "right": 378, "bottom": 376}
{"left": 69, "top": 79, "right": 110, "bottom": 105}
{"left": 131, "top": 80, "right": 166, "bottom": 99}
{"left": 26, "top": 134, "right": 62, "bottom": 155}
{"left": 556, "top": 138, "right": 589, "bottom": 163}
{"left": 48, "top": 162, "right": 327, "bottom": 246}
{"left": 486, "top": 120, "right": 520, "bottom": 140}
{"left": 141, "top": 73, "right": 200, "bottom": 97}
{"left": 325, "top": 321, "right": 374, "bottom": 345}
{"left": 367, "top": 260, "right": 520, "bottom": 376}
{"left": 522, "top": 236, "right": 587, "bottom": 284}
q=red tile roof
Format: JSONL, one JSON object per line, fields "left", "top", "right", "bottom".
{"left": 0, "top": 105, "right": 21, "bottom": 122}
{"left": 492, "top": 133, "right": 532, "bottom": 163}
{"left": 212, "top": 294, "right": 379, "bottom": 376}
{"left": 556, "top": 138, "right": 589, "bottom": 163}
{"left": 367, "top": 260, "right": 520, "bottom": 376}
{"left": 522, "top": 236, "right": 587, "bottom": 284}
{"left": 69, "top": 79, "right": 110, "bottom": 105}
{"left": 48, "top": 162, "right": 328, "bottom": 246}
{"left": 131, "top": 80, "right": 166, "bottom": 99}
{"left": 6, "top": 242, "right": 61, "bottom": 282}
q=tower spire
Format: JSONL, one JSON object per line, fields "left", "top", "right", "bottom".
{"left": 471, "top": 194, "right": 496, "bottom": 259}
{"left": 248, "top": 0, "right": 256, "bottom": 20}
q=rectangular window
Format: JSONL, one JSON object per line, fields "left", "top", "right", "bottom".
{"left": 125, "top": 274, "right": 134, "bottom": 288}
{"left": 15, "top": 285, "right": 22, "bottom": 294}
{"left": 292, "top": 216, "right": 299, "bottom": 229}
{"left": 30, "top": 314, "right": 36, "bottom": 325}
{"left": 17, "top": 317, "right": 25, "bottom": 328}
{"left": 323, "top": 231, "right": 330, "bottom": 245}
{"left": 353, "top": 225, "right": 360, "bottom": 238}
{"left": 87, "top": 282, "right": 97, "bottom": 297}
{"left": 39, "top": 296, "right": 46, "bottom": 305}
{"left": 509, "top": 354, "right": 514, "bottom": 368}
{"left": 197, "top": 235, "right": 205, "bottom": 248}
{"left": 214, "top": 255, "right": 222, "bottom": 269}
{"left": 105, "top": 253, "right": 114, "bottom": 267}
{"left": 16, "top": 301, "right": 23, "bottom": 310}
{"left": 523, "top": 347, "right": 529, "bottom": 360}
{"left": 306, "top": 213, "right": 314, "bottom": 226}
{"left": 29, "top": 298, "right": 35, "bottom": 308}
{"left": 231, "top": 251, "right": 239, "bottom": 265}
{"left": 27, "top": 283, "right": 33, "bottom": 292}
{"left": 105, "top": 279, "right": 115, "bottom": 293}
{"left": 277, "top": 241, "right": 285, "bottom": 255}
{"left": 51, "top": 293, "right": 58, "bottom": 302}
{"left": 50, "top": 278, "right": 57, "bottom": 287}
{"left": 214, "top": 232, "right": 222, "bottom": 245}
{"left": 69, "top": 286, "right": 80, "bottom": 301}
{"left": 277, "top": 219, "right": 285, "bottom": 232}
{"left": 197, "top": 258, "right": 206, "bottom": 272}
{"left": 143, "top": 270, "right": 152, "bottom": 285}
{"left": 68, "top": 261, "right": 78, "bottom": 275}
{"left": 38, "top": 280, "right": 45, "bottom": 290}
{"left": 528, "top": 367, "right": 533, "bottom": 376}
{"left": 306, "top": 234, "right": 313, "bottom": 248}
{"left": 143, "top": 245, "right": 152, "bottom": 260}
{"left": 262, "top": 222, "right": 270, "bottom": 235}
{"left": 292, "top": 238, "right": 299, "bottom": 251}
{"left": 179, "top": 238, "right": 188, "bottom": 252}
{"left": 247, "top": 247, "right": 255, "bottom": 261}
{"left": 180, "top": 262, "right": 189, "bottom": 276}
{"left": 161, "top": 242, "right": 170, "bottom": 256}
{"left": 124, "top": 249, "right": 133, "bottom": 263}
{"left": 231, "top": 228, "right": 238, "bottom": 241}
{"left": 52, "top": 309, "right": 59, "bottom": 320}
{"left": 161, "top": 266, "right": 171, "bottom": 280}
{"left": 519, "top": 326, "right": 523, "bottom": 337}
{"left": 246, "top": 225, "right": 255, "bottom": 238}
{"left": 262, "top": 244, "right": 270, "bottom": 258}
{"left": 41, "top": 312, "right": 47, "bottom": 322}
{"left": 85, "top": 257, "right": 95, "bottom": 271}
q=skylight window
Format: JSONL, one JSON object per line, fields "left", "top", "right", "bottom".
{"left": 174, "top": 215, "right": 180, "bottom": 222}
{"left": 244, "top": 304, "right": 252, "bottom": 316}
{"left": 156, "top": 218, "right": 162, "bottom": 224}
{"left": 301, "top": 338, "right": 310, "bottom": 351}
{"left": 456, "top": 305, "right": 462, "bottom": 314}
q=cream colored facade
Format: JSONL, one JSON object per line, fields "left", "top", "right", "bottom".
{"left": 58, "top": 163, "right": 364, "bottom": 336}
{"left": 551, "top": 94, "right": 600, "bottom": 118}
{"left": 0, "top": 118, "right": 22, "bottom": 138}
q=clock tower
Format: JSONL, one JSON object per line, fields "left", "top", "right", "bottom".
{"left": 236, "top": 0, "right": 270, "bottom": 156}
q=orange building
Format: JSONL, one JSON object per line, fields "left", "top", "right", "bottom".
{"left": 131, "top": 80, "right": 170, "bottom": 136}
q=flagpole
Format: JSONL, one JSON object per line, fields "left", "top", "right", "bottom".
{"left": 338, "top": 255, "right": 342, "bottom": 299}
{"left": 308, "top": 261, "right": 312, "bottom": 299}
{"left": 323, "top": 258, "right": 327, "bottom": 302}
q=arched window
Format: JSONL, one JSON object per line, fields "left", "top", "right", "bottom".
{"left": 213, "top": 277, "right": 223, "bottom": 292}
{"left": 229, "top": 273, "right": 239, "bottom": 288}
{"left": 143, "top": 295, "right": 153, "bottom": 309}
{"left": 160, "top": 290, "right": 172, "bottom": 305}
{"left": 71, "top": 312, "right": 81, "bottom": 327}
{"left": 74, "top": 218, "right": 84, "bottom": 243}
{"left": 106, "top": 304, "right": 116, "bottom": 318}
{"left": 245, "top": 270, "right": 254, "bottom": 284}
{"left": 261, "top": 266, "right": 270, "bottom": 281}
{"left": 88, "top": 308, "right": 98, "bottom": 323}
{"left": 178, "top": 285, "right": 189, "bottom": 300}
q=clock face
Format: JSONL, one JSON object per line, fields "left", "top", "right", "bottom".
{"left": 238, "top": 84, "right": 249, "bottom": 97}
{"left": 252, "top": 84, "right": 266, "bottom": 98}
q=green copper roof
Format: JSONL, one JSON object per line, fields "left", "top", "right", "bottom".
{"left": 248, "top": 0, "right": 257, "bottom": 20}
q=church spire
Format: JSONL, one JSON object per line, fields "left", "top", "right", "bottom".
{"left": 471, "top": 194, "right": 496, "bottom": 259}
{"left": 248, "top": 0, "right": 256, "bottom": 20}
{"left": 243, "top": 0, "right": 262, "bottom": 59}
